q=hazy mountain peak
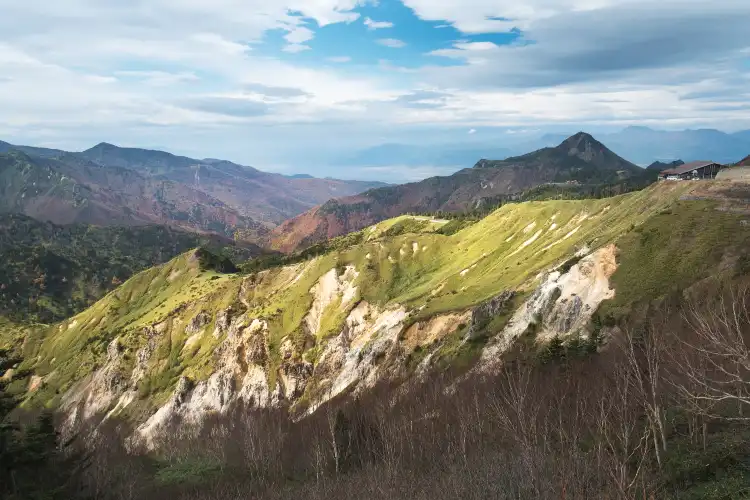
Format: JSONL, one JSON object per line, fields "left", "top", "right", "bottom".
{"left": 86, "top": 142, "right": 119, "bottom": 152}
{"left": 622, "top": 125, "right": 656, "bottom": 133}
{"left": 558, "top": 132, "right": 606, "bottom": 150}
{"left": 646, "top": 159, "right": 684, "bottom": 171}
{"left": 550, "top": 132, "right": 639, "bottom": 169}
{"left": 564, "top": 131, "right": 597, "bottom": 142}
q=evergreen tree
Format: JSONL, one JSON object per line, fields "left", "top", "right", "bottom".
{"left": 0, "top": 350, "right": 86, "bottom": 500}
{"left": 1, "top": 349, "right": 21, "bottom": 498}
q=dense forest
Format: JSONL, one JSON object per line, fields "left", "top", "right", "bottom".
{"left": 0, "top": 214, "right": 261, "bottom": 323}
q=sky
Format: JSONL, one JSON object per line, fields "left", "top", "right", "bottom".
{"left": 1, "top": 0, "right": 749, "bottom": 181}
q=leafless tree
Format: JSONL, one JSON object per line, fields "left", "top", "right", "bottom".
{"left": 671, "top": 285, "right": 750, "bottom": 421}
{"left": 623, "top": 320, "right": 670, "bottom": 467}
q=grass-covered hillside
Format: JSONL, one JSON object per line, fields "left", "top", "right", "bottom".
{"left": 0, "top": 214, "right": 263, "bottom": 324}
{"left": 14, "top": 181, "right": 750, "bottom": 424}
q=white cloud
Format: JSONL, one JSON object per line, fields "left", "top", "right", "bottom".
{"left": 0, "top": 0, "right": 749, "bottom": 180}
{"left": 404, "top": 0, "right": 750, "bottom": 35}
{"left": 420, "top": 2, "right": 750, "bottom": 91}
{"left": 364, "top": 17, "right": 394, "bottom": 30}
{"left": 468, "top": 128, "right": 476, "bottom": 134}
{"left": 284, "top": 26, "right": 315, "bottom": 45}
{"left": 283, "top": 44, "right": 312, "bottom": 53}
{"left": 377, "top": 38, "right": 407, "bottom": 48}
{"left": 454, "top": 41, "right": 498, "bottom": 51}
{"left": 115, "top": 70, "right": 200, "bottom": 87}
{"left": 430, "top": 41, "right": 499, "bottom": 58}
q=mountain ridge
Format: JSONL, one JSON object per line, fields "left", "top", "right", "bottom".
{"left": 334, "top": 127, "right": 750, "bottom": 173}
{"left": 646, "top": 159, "right": 685, "bottom": 171}
{"left": 0, "top": 150, "right": 269, "bottom": 240}
{"left": 271, "top": 133, "right": 650, "bottom": 253}
{"left": 0, "top": 140, "right": 386, "bottom": 238}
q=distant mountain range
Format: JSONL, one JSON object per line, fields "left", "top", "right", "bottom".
{"left": 598, "top": 127, "right": 750, "bottom": 166}
{"left": 339, "top": 143, "right": 513, "bottom": 169}
{"left": 337, "top": 127, "right": 750, "bottom": 171}
{"left": 0, "top": 140, "right": 386, "bottom": 241}
{"left": 4, "top": 128, "right": 747, "bottom": 253}
{"left": 271, "top": 132, "right": 651, "bottom": 252}
{"left": 520, "top": 127, "right": 750, "bottom": 166}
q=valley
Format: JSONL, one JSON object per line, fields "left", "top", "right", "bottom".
{"left": 2, "top": 134, "right": 750, "bottom": 500}
{"left": 0, "top": 213, "right": 263, "bottom": 323}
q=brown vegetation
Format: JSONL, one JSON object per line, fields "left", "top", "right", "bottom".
{"left": 46, "top": 283, "right": 750, "bottom": 500}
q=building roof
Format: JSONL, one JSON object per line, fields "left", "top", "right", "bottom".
{"left": 661, "top": 160, "right": 720, "bottom": 175}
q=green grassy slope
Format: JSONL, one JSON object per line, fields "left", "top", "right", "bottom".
{"left": 17, "top": 181, "right": 750, "bottom": 412}
{"left": 18, "top": 252, "right": 243, "bottom": 406}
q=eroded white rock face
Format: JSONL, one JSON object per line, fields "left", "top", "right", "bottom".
{"left": 305, "top": 302, "right": 407, "bottom": 414}
{"left": 61, "top": 245, "right": 620, "bottom": 446}
{"left": 57, "top": 340, "right": 128, "bottom": 436}
{"left": 136, "top": 316, "right": 281, "bottom": 445}
{"left": 479, "top": 244, "right": 617, "bottom": 370}
{"left": 138, "top": 298, "right": 408, "bottom": 443}
{"left": 306, "top": 266, "right": 360, "bottom": 336}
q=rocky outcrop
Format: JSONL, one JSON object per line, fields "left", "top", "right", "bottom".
{"left": 466, "top": 291, "right": 515, "bottom": 340}
{"left": 136, "top": 316, "right": 278, "bottom": 443}
{"left": 185, "top": 312, "right": 211, "bottom": 335}
{"left": 305, "top": 266, "right": 359, "bottom": 336}
{"left": 304, "top": 302, "right": 407, "bottom": 414}
{"left": 403, "top": 312, "right": 472, "bottom": 350}
{"left": 56, "top": 243, "right": 619, "bottom": 445}
{"left": 122, "top": 264, "right": 370, "bottom": 443}
{"left": 131, "top": 326, "right": 159, "bottom": 385}
{"left": 63, "top": 338, "right": 129, "bottom": 424}
{"left": 212, "top": 307, "right": 233, "bottom": 338}
{"left": 479, "top": 245, "right": 617, "bottom": 370}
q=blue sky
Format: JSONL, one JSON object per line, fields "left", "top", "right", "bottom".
{"left": 0, "top": 0, "right": 749, "bottom": 181}
{"left": 263, "top": 0, "right": 519, "bottom": 68}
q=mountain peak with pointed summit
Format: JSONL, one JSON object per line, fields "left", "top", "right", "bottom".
{"left": 480, "top": 131, "right": 641, "bottom": 175}
{"left": 557, "top": 132, "right": 609, "bottom": 160}
{"left": 86, "top": 141, "right": 118, "bottom": 151}
{"left": 562, "top": 131, "right": 598, "bottom": 144}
